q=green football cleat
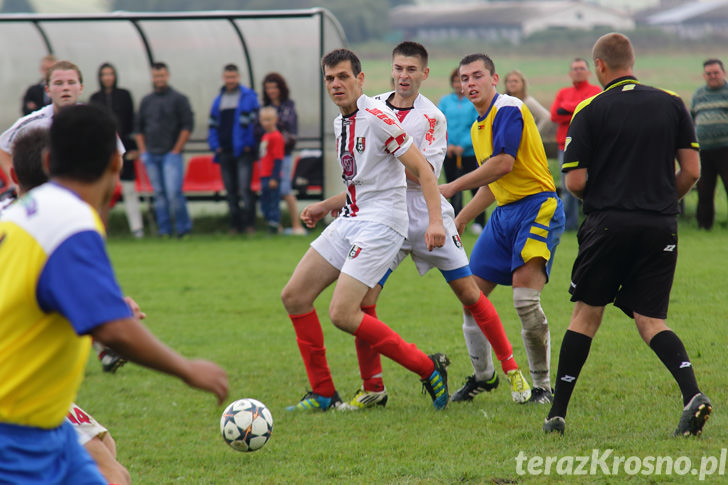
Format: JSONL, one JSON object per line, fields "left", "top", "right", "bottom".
{"left": 338, "top": 387, "right": 389, "bottom": 411}
{"left": 506, "top": 368, "right": 531, "bottom": 403}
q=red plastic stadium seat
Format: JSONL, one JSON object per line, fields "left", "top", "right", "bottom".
{"left": 134, "top": 159, "right": 153, "bottom": 194}
{"left": 182, "top": 155, "right": 224, "bottom": 193}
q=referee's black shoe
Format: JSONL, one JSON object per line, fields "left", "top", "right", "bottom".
{"left": 543, "top": 416, "right": 565, "bottom": 435}
{"left": 674, "top": 393, "right": 712, "bottom": 437}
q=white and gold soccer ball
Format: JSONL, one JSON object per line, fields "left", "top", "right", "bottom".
{"left": 220, "top": 398, "right": 273, "bottom": 452}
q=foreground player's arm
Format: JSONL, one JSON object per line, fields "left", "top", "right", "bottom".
{"left": 38, "top": 229, "right": 228, "bottom": 404}
{"left": 454, "top": 186, "right": 495, "bottom": 234}
{"left": 91, "top": 318, "right": 228, "bottom": 405}
{"left": 675, "top": 148, "right": 700, "bottom": 199}
{"left": 439, "top": 152, "right": 514, "bottom": 199}
{"left": 301, "top": 191, "right": 347, "bottom": 228}
{"left": 565, "top": 168, "right": 587, "bottom": 200}
{"left": 398, "top": 144, "right": 445, "bottom": 250}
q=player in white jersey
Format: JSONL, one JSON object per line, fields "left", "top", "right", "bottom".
{"left": 338, "top": 42, "right": 530, "bottom": 411}
{"left": 0, "top": 60, "right": 127, "bottom": 375}
{"left": 281, "top": 48, "right": 453, "bottom": 412}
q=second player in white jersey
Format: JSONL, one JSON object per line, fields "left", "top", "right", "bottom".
{"left": 373, "top": 90, "right": 467, "bottom": 274}
{"left": 339, "top": 42, "right": 531, "bottom": 412}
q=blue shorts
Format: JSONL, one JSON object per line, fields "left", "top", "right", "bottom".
{"left": 0, "top": 420, "right": 106, "bottom": 484}
{"left": 470, "top": 192, "right": 565, "bottom": 286}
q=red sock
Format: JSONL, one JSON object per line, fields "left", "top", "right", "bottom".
{"left": 289, "top": 310, "right": 336, "bottom": 397}
{"left": 465, "top": 293, "right": 518, "bottom": 373}
{"left": 357, "top": 305, "right": 384, "bottom": 392}
{"left": 354, "top": 313, "right": 434, "bottom": 379}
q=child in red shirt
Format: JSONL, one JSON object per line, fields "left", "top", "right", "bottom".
{"left": 257, "top": 107, "right": 285, "bottom": 233}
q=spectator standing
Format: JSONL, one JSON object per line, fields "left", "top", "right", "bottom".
{"left": 208, "top": 63, "right": 259, "bottom": 234}
{"left": 691, "top": 58, "right": 728, "bottom": 230}
{"left": 550, "top": 58, "right": 601, "bottom": 231}
{"left": 257, "top": 107, "right": 284, "bottom": 234}
{"left": 544, "top": 33, "right": 709, "bottom": 436}
{"left": 21, "top": 54, "right": 56, "bottom": 115}
{"left": 438, "top": 68, "right": 485, "bottom": 234}
{"left": 90, "top": 62, "right": 144, "bottom": 238}
{"left": 504, "top": 70, "right": 551, "bottom": 134}
{"left": 136, "top": 62, "right": 194, "bottom": 238}
{"left": 262, "top": 72, "right": 307, "bottom": 235}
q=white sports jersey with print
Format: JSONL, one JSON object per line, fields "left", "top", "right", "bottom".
{"left": 0, "top": 104, "right": 126, "bottom": 155}
{"left": 374, "top": 91, "right": 447, "bottom": 190}
{"left": 0, "top": 105, "right": 54, "bottom": 153}
{"left": 334, "top": 94, "right": 413, "bottom": 237}
{"left": 374, "top": 91, "right": 469, "bottom": 275}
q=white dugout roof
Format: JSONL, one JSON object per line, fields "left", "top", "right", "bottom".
{"left": 0, "top": 9, "right": 347, "bottom": 197}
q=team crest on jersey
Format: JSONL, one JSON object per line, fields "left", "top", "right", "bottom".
{"left": 355, "top": 137, "right": 366, "bottom": 153}
{"left": 348, "top": 244, "right": 362, "bottom": 259}
{"left": 452, "top": 234, "right": 463, "bottom": 248}
{"left": 340, "top": 151, "right": 357, "bottom": 181}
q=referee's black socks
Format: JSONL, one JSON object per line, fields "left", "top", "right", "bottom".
{"left": 548, "top": 329, "right": 593, "bottom": 420}
{"left": 649, "top": 330, "right": 701, "bottom": 407}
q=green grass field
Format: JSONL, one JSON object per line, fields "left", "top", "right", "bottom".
{"left": 79, "top": 195, "right": 727, "bottom": 483}
{"left": 80, "top": 47, "right": 728, "bottom": 483}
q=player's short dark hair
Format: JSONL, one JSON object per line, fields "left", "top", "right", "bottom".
{"left": 224, "top": 63, "right": 238, "bottom": 72}
{"left": 392, "top": 41, "right": 428, "bottom": 66}
{"left": 12, "top": 128, "right": 49, "bottom": 193}
{"left": 704, "top": 58, "right": 725, "bottom": 72}
{"left": 46, "top": 60, "right": 83, "bottom": 85}
{"left": 459, "top": 53, "right": 496, "bottom": 75}
{"left": 262, "top": 72, "right": 290, "bottom": 104}
{"left": 321, "top": 48, "right": 361, "bottom": 77}
{"left": 49, "top": 105, "right": 118, "bottom": 183}
{"left": 151, "top": 61, "right": 168, "bottom": 71}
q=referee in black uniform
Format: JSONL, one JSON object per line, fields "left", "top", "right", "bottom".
{"left": 542, "top": 32, "right": 711, "bottom": 436}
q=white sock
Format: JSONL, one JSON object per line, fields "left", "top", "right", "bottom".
{"left": 462, "top": 310, "right": 495, "bottom": 381}
{"left": 514, "top": 287, "right": 550, "bottom": 389}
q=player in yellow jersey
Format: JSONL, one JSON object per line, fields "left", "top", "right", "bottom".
{"left": 441, "top": 54, "right": 565, "bottom": 404}
{"left": 0, "top": 105, "right": 228, "bottom": 484}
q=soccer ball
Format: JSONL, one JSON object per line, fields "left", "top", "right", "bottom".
{"left": 220, "top": 398, "right": 273, "bottom": 452}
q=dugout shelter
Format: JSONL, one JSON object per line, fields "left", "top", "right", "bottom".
{"left": 0, "top": 9, "right": 346, "bottom": 199}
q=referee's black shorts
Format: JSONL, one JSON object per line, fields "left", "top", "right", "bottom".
{"left": 569, "top": 210, "right": 678, "bottom": 319}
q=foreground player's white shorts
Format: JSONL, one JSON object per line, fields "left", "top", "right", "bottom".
{"left": 311, "top": 218, "right": 405, "bottom": 288}
{"left": 391, "top": 193, "right": 469, "bottom": 275}
{"left": 66, "top": 403, "right": 108, "bottom": 445}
